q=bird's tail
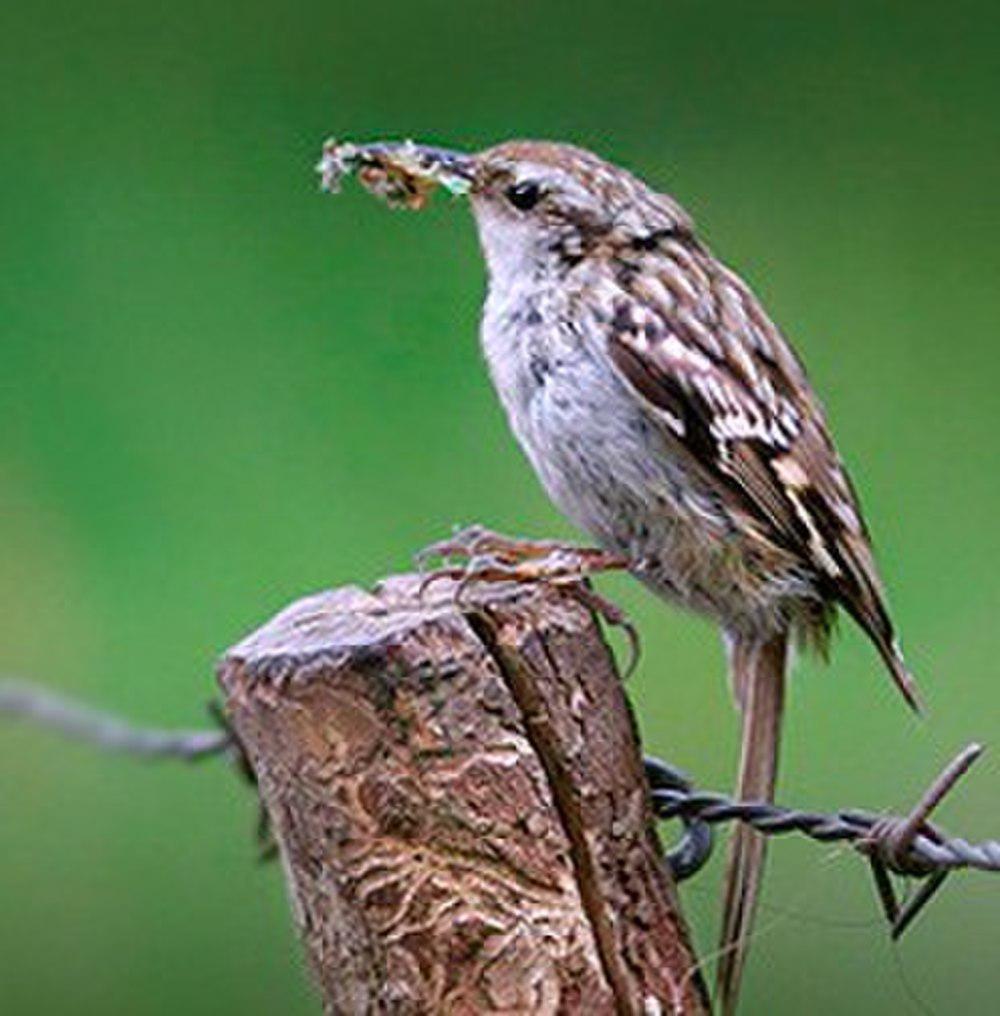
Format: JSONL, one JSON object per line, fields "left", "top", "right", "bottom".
{"left": 842, "top": 594, "right": 923, "bottom": 714}
{"left": 716, "top": 629, "right": 789, "bottom": 1016}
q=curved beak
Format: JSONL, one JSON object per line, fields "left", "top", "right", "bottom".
{"left": 317, "top": 139, "right": 476, "bottom": 209}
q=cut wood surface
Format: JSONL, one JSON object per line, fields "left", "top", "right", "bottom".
{"left": 218, "top": 574, "right": 708, "bottom": 1015}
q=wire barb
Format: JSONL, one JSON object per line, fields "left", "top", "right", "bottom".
{"left": 648, "top": 742, "right": 994, "bottom": 938}
{"left": 2, "top": 677, "right": 993, "bottom": 937}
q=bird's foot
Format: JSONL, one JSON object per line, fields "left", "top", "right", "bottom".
{"left": 415, "top": 525, "right": 640, "bottom": 673}
{"left": 416, "top": 525, "right": 628, "bottom": 588}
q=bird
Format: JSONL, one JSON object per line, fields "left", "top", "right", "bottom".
{"left": 319, "top": 137, "right": 921, "bottom": 1014}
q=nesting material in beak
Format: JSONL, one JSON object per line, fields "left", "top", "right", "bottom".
{"left": 317, "top": 139, "right": 474, "bottom": 210}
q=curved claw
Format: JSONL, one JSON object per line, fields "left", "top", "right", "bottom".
{"left": 417, "top": 553, "right": 535, "bottom": 603}
{"left": 619, "top": 621, "right": 642, "bottom": 679}
{"left": 567, "top": 583, "right": 642, "bottom": 678}
{"left": 414, "top": 524, "right": 493, "bottom": 570}
{"left": 417, "top": 565, "right": 466, "bottom": 599}
{"left": 453, "top": 555, "right": 513, "bottom": 603}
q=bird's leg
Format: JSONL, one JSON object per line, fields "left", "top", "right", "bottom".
{"left": 416, "top": 526, "right": 640, "bottom": 670}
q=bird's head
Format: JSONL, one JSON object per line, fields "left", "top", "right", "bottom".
{"left": 318, "top": 138, "right": 693, "bottom": 286}
{"left": 468, "top": 140, "right": 691, "bottom": 285}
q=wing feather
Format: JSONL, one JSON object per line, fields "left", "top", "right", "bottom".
{"left": 604, "top": 237, "right": 919, "bottom": 707}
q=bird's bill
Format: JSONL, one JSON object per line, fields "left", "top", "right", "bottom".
{"left": 317, "top": 138, "right": 475, "bottom": 209}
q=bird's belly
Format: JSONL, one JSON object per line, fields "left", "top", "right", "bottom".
{"left": 511, "top": 357, "right": 755, "bottom": 618}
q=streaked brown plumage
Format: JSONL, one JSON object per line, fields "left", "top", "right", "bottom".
{"left": 321, "top": 137, "right": 921, "bottom": 1013}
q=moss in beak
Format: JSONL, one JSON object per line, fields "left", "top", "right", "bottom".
{"left": 317, "top": 138, "right": 474, "bottom": 210}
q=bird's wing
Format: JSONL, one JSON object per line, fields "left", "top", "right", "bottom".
{"left": 603, "top": 236, "right": 919, "bottom": 707}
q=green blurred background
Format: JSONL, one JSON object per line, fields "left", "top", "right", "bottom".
{"left": 2, "top": 0, "right": 998, "bottom": 1012}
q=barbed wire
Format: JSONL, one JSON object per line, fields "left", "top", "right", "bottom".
{"left": 1, "top": 676, "right": 993, "bottom": 936}
{"left": 648, "top": 758, "right": 997, "bottom": 874}
{"left": 647, "top": 743, "right": 993, "bottom": 938}
{"left": 0, "top": 677, "right": 231, "bottom": 761}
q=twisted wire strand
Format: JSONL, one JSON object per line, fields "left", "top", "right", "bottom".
{"left": 3, "top": 677, "right": 997, "bottom": 880}
{"left": 650, "top": 787, "right": 1000, "bottom": 875}
{"left": 0, "top": 677, "right": 231, "bottom": 761}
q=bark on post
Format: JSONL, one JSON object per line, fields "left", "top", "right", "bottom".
{"left": 217, "top": 574, "right": 708, "bottom": 1015}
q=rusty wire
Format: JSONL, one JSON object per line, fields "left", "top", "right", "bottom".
{"left": 647, "top": 743, "right": 994, "bottom": 937}
{"left": 2, "top": 675, "right": 994, "bottom": 936}
{"left": 649, "top": 755, "right": 998, "bottom": 875}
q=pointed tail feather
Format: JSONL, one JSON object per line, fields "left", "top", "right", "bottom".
{"left": 717, "top": 630, "right": 789, "bottom": 1016}
{"left": 872, "top": 633, "right": 922, "bottom": 714}
{"left": 841, "top": 594, "right": 923, "bottom": 714}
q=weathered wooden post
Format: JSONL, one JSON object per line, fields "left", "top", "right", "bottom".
{"left": 218, "top": 574, "right": 708, "bottom": 1014}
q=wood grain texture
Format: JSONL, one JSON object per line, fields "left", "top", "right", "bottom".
{"left": 218, "top": 575, "right": 708, "bottom": 1015}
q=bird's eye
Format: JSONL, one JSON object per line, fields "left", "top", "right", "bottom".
{"left": 505, "top": 180, "right": 543, "bottom": 211}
